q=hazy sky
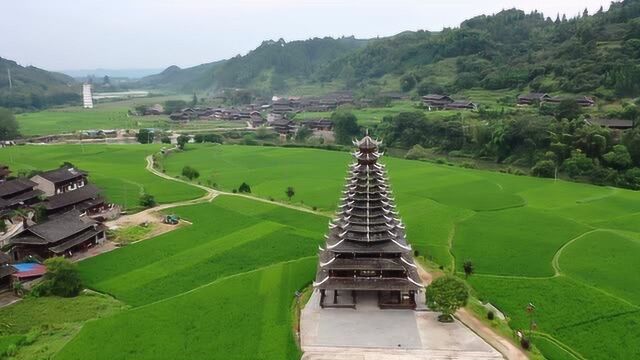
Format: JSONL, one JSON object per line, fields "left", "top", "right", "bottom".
{"left": 1, "top": 0, "right": 614, "bottom": 71}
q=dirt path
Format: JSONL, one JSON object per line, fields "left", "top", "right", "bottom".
{"left": 416, "top": 263, "right": 528, "bottom": 360}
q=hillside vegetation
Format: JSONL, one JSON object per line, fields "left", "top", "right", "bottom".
{"left": 138, "top": 1, "right": 640, "bottom": 98}
{"left": 0, "top": 57, "right": 80, "bottom": 109}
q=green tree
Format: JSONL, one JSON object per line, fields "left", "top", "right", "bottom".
{"left": 163, "top": 100, "right": 188, "bottom": 114}
{"left": 463, "top": 260, "right": 474, "bottom": 278}
{"left": 0, "top": 108, "right": 20, "bottom": 140}
{"left": 139, "top": 193, "right": 156, "bottom": 208}
{"left": 426, "top": 276, "right": 469, "bottom": 322}
{"left": 103, "top": 75, "right": 110, "bottom": 85}
{"left": 160, "top": 136, "right": 171, "bottom": 144}
{"left": 191, "top": 93, "right": 198, "bottom": 107}
{"left": 295, "top": 126, "right": 313, "bottom": 142}
{"left": 531, "top": 160, "right": 556, "bottom": 178}
{"left": 555, "top": 99, "right": 582, "bottom": 120}
{"left": 33, "top": 257, "right": 83, "bottom": 297}
{"left": 331, "top": 111, "right": 360, "bottom": 145}
{"left": 285, "top": 186, "right": 295, "bottom": 201}
{"left": 182, "top": 166, "right": 200, "bottom": 180}
{"left": 603, "top": 144, "right": 632, "bottom": 170}
{"left": 238, "top": 182, "right": 251, "bottom": 193}
{"left": 562, "top": 150, "right": 594, "bottom": 178}
{"left": 177, "top": 135, "right": 190, "bottom": 150}
{"left": 136, "top": 129, "right": 154, "bottom": 144}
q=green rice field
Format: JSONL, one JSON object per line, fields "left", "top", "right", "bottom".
{"left": 157, "top": 144, "right": 640, "bottom": 359}
{"left": 56, "top": 195, "right": 326, "bottom": 359}
{"left": 0, "top": 144, "right": 204, "bottom": 211}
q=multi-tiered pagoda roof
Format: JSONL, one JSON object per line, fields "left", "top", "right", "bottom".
{"left": 313, "top": 135, "right": 423, "bottom": 298}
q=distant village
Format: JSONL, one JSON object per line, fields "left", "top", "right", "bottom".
{"left": 0, "top": 165, "right": 118, "bottom": 288}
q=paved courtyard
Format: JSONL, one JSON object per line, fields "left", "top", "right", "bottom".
{"left": 301, "top": 290, "right": 504, "bottom": 360}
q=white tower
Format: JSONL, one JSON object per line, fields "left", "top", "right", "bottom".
{"left": 82, "top": 83, "right": 94, "bottom": 109}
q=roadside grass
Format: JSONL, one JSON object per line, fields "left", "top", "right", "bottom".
{"left": 0, "top": 144, "right": 204, "bottom": 211}
{"left": 111, "top": 223, "right": 155, "bottom": 244}
{"left": 0, "top": 292, "right": 125, "bottom": 360}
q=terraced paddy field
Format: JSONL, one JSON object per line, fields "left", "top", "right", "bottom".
{"left": 0, "top": 144, "right": 204, "bottom": 211}
{"left": 51, "top": 195, "right": 326, "bottom": 359}
{"left": 160, "top": 144, "right": 640, "bottom": 359}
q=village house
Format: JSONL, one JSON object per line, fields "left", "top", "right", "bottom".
{"left": 40, "top": 184, "right": 108, "bottom": 217}
{"left": 143, "top": 104, "right": 165, "bottom": 116}
{"left": 301, "top": 119, "right": 334, "bottom": 131}
{"left": 31, "top": 167, "right": 88, "bottom": 196}
{"left": 0, "top": 179, "right": 44, "bottom": 214}
{"left": 517, "top": 93, "right": 552, "bottom": 105}
{"left": 272, "top": 99, "right": 295, "bottom": 114}
{"left": 271, "top": 119, "right": 297, "bottom": 135}
{"left": 445, "top": 100, "right": 478, "bottom": 110}
{"left": 9, "top": 210, "right": 107, "bottom": 261}
{"left": 422, "top": 94, "right": 454, "bottom": 109}
{"left": 586, "top": 118, "right": 634, "bottom": 130}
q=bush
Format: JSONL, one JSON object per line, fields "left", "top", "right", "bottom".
{"left": 139, "top": 193, "right": 156, "bottom": 208}
{"left": 405, "top": 144, "right": 429, "bottom": 160}
{"left": 238, "top": 182, "right": 251, "bottom": 193}
{"left": 487, "top": 310, "right": 495, "bottom": 320}
{"left": 32, "top": 257, "right": 83, "bottom": 297}
{"left": 182, "top": 166, "right": 200, "bottom": 180}
{"left": 531, "top": 160, "right": 556, "bottom": 178}
{"left": 160, "top": 136, "right": 171, "bottom": 144}
{"left": 520, "top": 337, "right": 531, "bottom": 350}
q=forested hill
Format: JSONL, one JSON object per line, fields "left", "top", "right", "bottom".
{"left": 0, "top": 57, "right": 80, "bottom": 109}
{"left": 145, "top": 0, "right": 640, "bottom": 98}
{"left": 320, "top": 0, "right": 640, "bottom": 98}
{"left": 139, "top": 36, "right": 368, "bottom": 93}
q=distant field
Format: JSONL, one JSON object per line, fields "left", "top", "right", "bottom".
{"left": 56, "top": 195, "right": 326, "bottom": 359}
{"left": 161, "top": 144, "right": 640, "bottom": 359}
{"left": 15, "top": 95, "right": 192, "bottom": 136}
{"left": 0, "top": 144, "right": 204, "bottom": 211}
{"left": 293, "top": 100, "right": 421, "bottom": 127}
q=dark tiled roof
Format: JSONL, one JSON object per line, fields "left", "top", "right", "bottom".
{"left": 48, "top": 224, "right": 106, "bottom": 254}
{"left": 43, "top": 184, "right": 100, "bottom": 210}
{"left": 0, "top": 178, "right": 37, "bottom": 197}
{"left": 0, "top": 189, "right": 44, "bottom": 209}
{"left": 518, "top": 93, "right": 550, "bottom": 100}
{"left": 0, "top": 252, "right": 11, "bottom": 263}
{"left": 19, "top": 210, "right": 97, "bottom": 243}
{"left": 422, "top": 94, "right": 451, "bottom": 100}
{"left": 588, "top": 118, "right": 633, "bottom": 128}
{"left": 36, "top": 167, "right": 87, "bottom": 184}
{"left": 0, "top": 264, "right": 17, "bottom": 278}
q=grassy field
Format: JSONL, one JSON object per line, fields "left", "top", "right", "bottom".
{"left": 52, "top": 195, "right": 326, "bottom": 359}
{"left": 0, "top": 293, "right": 125, "bottom": 359}
{"left": 0, "top": 144, "right": 204, "bottom": 211}
{"left": 159, "top": 144, "right": 640, "bottom": 359}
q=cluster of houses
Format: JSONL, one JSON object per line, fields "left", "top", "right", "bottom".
{"left": 0, "top": 166, "right": 119, "bottom": 287}
{"left": 169, "top": 107, "right": 264, "bottom": 123}
{"left": 421, "top": 94, "right": 478, "bottom": 111}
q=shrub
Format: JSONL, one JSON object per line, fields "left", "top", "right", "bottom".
{"left": 405, "top": 144, "right": 429, "bottom": 160}
{"left": 32, "top": 257, "right": 83, "bottom": 297}
{"left": 487, "top": 310, "right": 495, "bottom": 320}
{"left": 531, "top": 160, "right": 556, "bottom": 178}
{"left": 182, "top": 166, "right": 200, "bottom": 181}
{"left": 232, "top": 189, "right": 238, "bottom": 193}
{"left": 160, "top": 136, "right": 171, "bottom": 144}
{"left": 520, "top": 337, "right": 531, "bottom": 350}
{"left": 238, "top": 182, "right": 251, "bottom": 193}
{"left": 139, "top": 193, "right": 156, "bottom": 208}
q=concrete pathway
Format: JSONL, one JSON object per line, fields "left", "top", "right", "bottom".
{"left": 301, "top": 291, "right": 503, "bottom": 360}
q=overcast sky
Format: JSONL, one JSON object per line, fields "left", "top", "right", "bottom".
{"left": 1, "top": 0, "right": 614, "bottom": 71}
